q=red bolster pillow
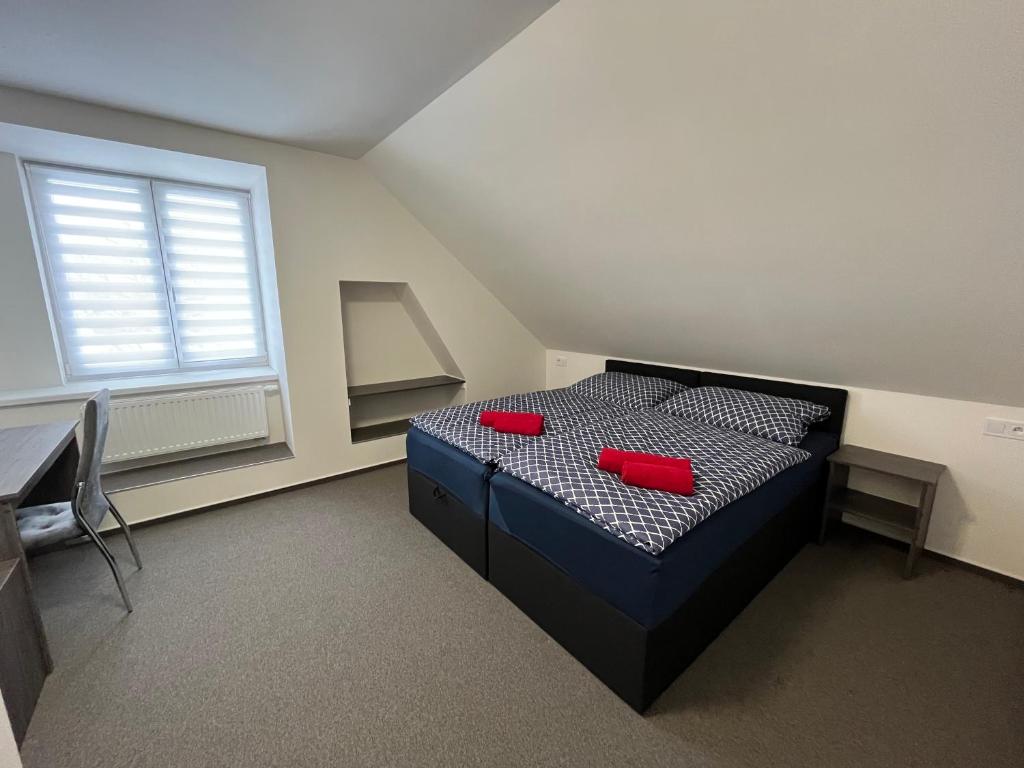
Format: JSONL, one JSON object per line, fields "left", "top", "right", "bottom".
{"left": 480, "top": 410, "right": 536, "bottom": 427}
{"left": 492, "top": 412, "right": 545, "bottom": 436}
{"left": 597, "top": 447, "right": 692, "bottom": 475}
{"left": 479, "top": 410, "right": 501, "bottom": 427}
{"left": 621, "top": 461, "right": 695, "bottom": 496}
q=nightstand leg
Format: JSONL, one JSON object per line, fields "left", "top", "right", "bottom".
{"left": 904, "top": 482, "right": 937, "bottom": 579}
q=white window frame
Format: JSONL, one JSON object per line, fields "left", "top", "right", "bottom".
{"left": 24, "top": 161, "right": 270, "bottom": 382}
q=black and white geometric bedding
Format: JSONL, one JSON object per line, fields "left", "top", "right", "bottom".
{"left": 498, "top": 409, "right": 811, "bottom": 555}
{"left": 657, "top": 386, "right": 830, "bottom": 447}
{"left": 568, "top": 371, "right": 688, "bottom": 410}
{"left": 410, "top": 388, "right": 628, "bottom": 464}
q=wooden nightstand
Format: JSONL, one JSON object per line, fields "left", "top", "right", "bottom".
{"left": 818, "top": 444, "right": 946, "bottom": 578}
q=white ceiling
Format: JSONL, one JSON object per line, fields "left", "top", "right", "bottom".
{"left": 0, "top": 0, "right": 556, "bottom": 158}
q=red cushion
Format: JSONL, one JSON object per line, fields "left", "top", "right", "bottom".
{"left": 597, "top": 447, "right": 692, "bottom": 475}
{"left": 620, "top": 461, "right": 695, "bottom": 495}
{"left": 479, "top": 410, "right": 501, "bottom": 427}
{"left": 492, "top": 412, "right": 544, "bottom": 436}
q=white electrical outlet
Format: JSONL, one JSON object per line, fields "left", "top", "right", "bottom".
{"left": 984, "top": 418, "right": 1024, "bottom": 441}
{"left": 554, "top": 355, "right": 568, "bottom": 368}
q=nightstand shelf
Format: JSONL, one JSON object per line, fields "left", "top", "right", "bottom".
{"left": 828, "top": 488, "right": 917, "bottom": 542}
{"left": 818, "top": 445, "right": 945, "bottom": 578}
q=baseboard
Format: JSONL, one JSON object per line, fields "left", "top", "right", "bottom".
{"left": 46, "top": 459, "right": 408, "bottom": 545}
{"left": 838, "top": 522, "right": 1023, "bottom": 589}
{"left": 68, "top": 466, "right": 1021, "bottom": 593}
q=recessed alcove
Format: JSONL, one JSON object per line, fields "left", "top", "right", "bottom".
{"left": 340, "top": 281, "right": 464, "bottom": 443}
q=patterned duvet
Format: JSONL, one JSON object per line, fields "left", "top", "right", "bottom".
{"left": 497, "top": 409, "right": 811, "bottom": 555}
{"left": 409, "top": 388, "right": 628, "bottom": 464}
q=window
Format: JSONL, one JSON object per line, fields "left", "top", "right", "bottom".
{"left": 25, "top": 163, "right": 268, "bottom": 380}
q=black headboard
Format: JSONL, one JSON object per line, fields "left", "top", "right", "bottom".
{"left": 605, "top": 359, "right": 700, "bottom": 388}
{"left": 604, "top": 359, "right": 848, "bottom": 436}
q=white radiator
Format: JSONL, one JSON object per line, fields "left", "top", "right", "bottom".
{"left": 104, "top": 386, "right": 270, "bottom": 463}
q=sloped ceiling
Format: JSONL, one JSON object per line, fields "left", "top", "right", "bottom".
{"left": 365, "top": 0, "right": 1024, "bottom": 407}
{"left": 0, "top": 0, "right": 556, "bottom": 158}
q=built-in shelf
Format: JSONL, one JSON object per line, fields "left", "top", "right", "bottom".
{"left": 830, "top": 487, "right": 918, "bottom": 542}
{"left": 347, "top": 375, "right": 464, "bottom": 398}
{"left": 350, "top": 419, "right": 410, "bottom": 444}
{"left": 341, "top": 281, "right": 464, "bottom": 445}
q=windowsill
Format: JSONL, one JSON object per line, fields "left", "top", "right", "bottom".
{"left": 0, "top": 367, "right": 280, "bottom": 408}
{"left": 103, "top": 442, "right": 294, "bottom": 493}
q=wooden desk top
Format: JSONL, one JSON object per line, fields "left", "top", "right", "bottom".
{"left": 0, "top": 422, "right": 78, "bottom": 504}
{"left": 828, "top": 443, "right": 945, "bottom": 485}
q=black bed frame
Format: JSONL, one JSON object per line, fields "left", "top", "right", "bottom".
{"left": 606, "top": 359, "right": 848, "bottom": 436}
{"left": 407, "top": 466, "right": 488, "bottom": 577}
{"left": 408, "top": 359, "right": 848, "bottom": 712}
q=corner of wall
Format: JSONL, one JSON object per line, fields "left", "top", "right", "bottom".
{"left": 356, "top": 154, "right": 547, "bottom": 393}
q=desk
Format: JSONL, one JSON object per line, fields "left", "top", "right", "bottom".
{"left": 0, "top": 421, "right": 78, "bottom": 744}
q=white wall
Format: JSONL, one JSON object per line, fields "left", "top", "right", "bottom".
{"left": 548, "top": 350, "right": 1024, "bottom": 580}
{"left": 0, "top": 85, "right": 545, "bottom": 524}
{"left": 0, "top": 151, "right": 60, "bottom": 390}
{"left": 366, "top": 0, "right": 1024, "bottom": 408}
{"left": 339, "top": 282, "right": 446, "bottom": 385}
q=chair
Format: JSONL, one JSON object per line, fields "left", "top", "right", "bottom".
{"left": 15, "top": 390, "right": 142, "bottom": 612}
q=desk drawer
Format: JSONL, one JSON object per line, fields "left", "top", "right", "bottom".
{"left": 0, "top": 558, "right": 47, "bottom": 745}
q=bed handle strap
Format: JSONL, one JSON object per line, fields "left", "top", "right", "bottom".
{"left": 432, "top": 485, "right": 447, "bottom": 501}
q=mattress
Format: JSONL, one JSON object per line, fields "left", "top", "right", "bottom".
{"left": 497, "top": 409, "right": 813, "bottom": 555}
{"left": 488, "top": 430, "right": 838, "bottom": 628}
{"left": 407, "top": 388, "right": 630, "bottom": 519}
{"left": 406, "top": 427, "right": 493, "bottom": 519}
{"left": 410, "top": 388, "right": 627, "bottom": 464}
{"left": 405, "top": 400, "right": 634, "bottom": 520}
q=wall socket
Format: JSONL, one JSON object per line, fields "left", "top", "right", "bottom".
{"left": 984, "top": 418, "right": 1024, "bottom": 441}
{"left": 554, "top": 355, "right": 568, "bottom": 368}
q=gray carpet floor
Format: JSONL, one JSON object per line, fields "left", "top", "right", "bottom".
{"left": 19, "top": 464, "right": 1024, "bottom": 768}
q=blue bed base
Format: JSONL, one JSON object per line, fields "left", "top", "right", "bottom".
{"left": 407, "top": 427, "right": 492, "bottom": 518}
{"left": 406, "top": 428, "right": 493, "bottom": 576}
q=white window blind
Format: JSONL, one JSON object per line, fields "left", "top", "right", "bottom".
{"left": 26, "top": 164, "right": 267, "bottom": 379}
{"left": 152, "top": 181, "right": 265, "bottom": 365}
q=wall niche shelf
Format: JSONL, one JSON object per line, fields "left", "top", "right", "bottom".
{"left": 350, "top": 419, "right": 412, "bottom": 444}
{"left": 347, "top": 375, "right": 464, "bottom": 399}
{"left": 340, "top": 281, "right": 465, "bottom": 444}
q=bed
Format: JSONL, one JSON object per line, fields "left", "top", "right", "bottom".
{"left": 406, "top": 365, "right": 699, "bottom": 576}
{"left": 485, "top": 362, "right": 848, "bottom": 712}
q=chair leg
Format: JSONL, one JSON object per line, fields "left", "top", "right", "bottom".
{"left": 104, "top": 493, "right": 142, "bottom": 570}
{"left": 78, "top": 516, "right": 133, "bottom": 613}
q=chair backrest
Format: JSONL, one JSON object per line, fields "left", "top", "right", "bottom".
{"left": 75, "top": 389, "right": 110, "bottom": 529}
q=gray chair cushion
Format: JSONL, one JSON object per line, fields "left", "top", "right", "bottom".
{"left": 16, "top": 502, "right": 83, "bottom": 550}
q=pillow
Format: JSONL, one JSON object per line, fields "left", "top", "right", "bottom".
{"left": 656, "top": 386, "right": 830, "bottom": 446}
{"left": 568, "top": 371, "right": 687, "bottom": 410}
